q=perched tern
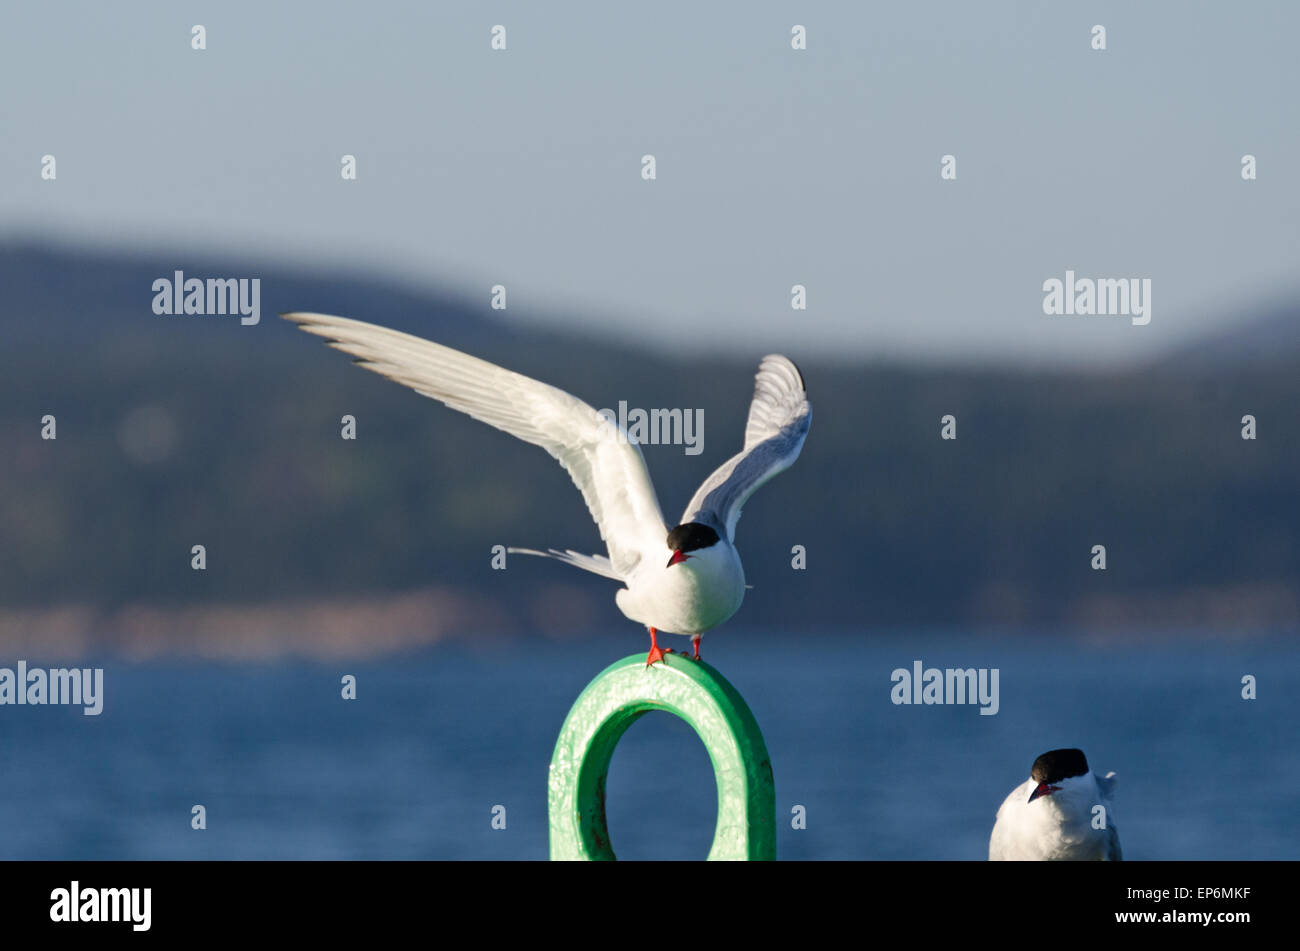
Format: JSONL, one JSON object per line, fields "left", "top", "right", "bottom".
{"left": 988, "top": 748, "right": 1122, "bottom": 861}
{"left": 283, "top": 312, "right": 811, "bottom": 666}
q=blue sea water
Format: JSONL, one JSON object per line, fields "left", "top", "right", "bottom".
{"left": 0, "top": 632, "right": 1295, "bottom": 860}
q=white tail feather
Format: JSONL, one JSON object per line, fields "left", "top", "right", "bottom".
{"left": 506, "top": 547, "right": 624, "bottom": 581}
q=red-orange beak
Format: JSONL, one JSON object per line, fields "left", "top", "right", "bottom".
{"left": 667, "top": 549, "right": 690, "bottom": 568}
{"left": 1028, "top": 782, "right": 1060, "bottom": 803}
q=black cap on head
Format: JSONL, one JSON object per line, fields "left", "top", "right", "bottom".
{"left": 1031, "top": 748, "right": 1089, "bottom": 784}
{"left": 666, "top": 522, "right": 720, "bottom": 553}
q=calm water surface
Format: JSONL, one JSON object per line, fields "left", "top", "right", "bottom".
{"left": 1, "top": 632, "right": 1295, "bottom": 860}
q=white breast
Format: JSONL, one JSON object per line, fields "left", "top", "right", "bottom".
{"left": 615, "top": 542, "right": 746, "bottom": 635}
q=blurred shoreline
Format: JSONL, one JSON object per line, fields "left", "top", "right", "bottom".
{"left": 3, "top": 243, "right": 1298, "bottom": 650}
{"left": 0, "top": 582, "right": 1292, "bottom": 661}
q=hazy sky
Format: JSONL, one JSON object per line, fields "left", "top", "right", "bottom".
{"left": 3, "top": 1, "right": 1297, "bottom": 365}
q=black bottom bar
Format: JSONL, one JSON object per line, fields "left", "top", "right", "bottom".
{"left": 1, "top": 860, "right": 1283, "bottom": 938}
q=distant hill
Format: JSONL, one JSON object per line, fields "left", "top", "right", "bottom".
{"left": 1153, "top": 295, "right": 1300, "bottom": 371}
{"left": 0, "top": 239, "right": 498, "bottom": 350}
{"left": 2, "top": 241, "right": 1296, "bottom": 643}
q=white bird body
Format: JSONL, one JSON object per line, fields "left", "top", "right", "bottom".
{"left": 989, "top": 748, "right": 1122, "bottom": 861}
{"left": 283, "top": 312, "right": 811, "bottom": 661}
{"left": 614, "top": 537, "right": 746, "bottom": 635}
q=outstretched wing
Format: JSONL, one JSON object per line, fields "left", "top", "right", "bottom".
{"left": 679, "top": 354, "right": 810, "bottom": 541}
{"left": 283, "top": 312, "right": 668, "bottom": 578}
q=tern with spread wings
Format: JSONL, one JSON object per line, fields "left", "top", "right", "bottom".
{"left": 283, "top": 312, "right": 811, "bottom": 667}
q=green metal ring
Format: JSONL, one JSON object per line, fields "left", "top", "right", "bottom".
{"left": 548, "top": 653, "right": 775, "bottom": 860}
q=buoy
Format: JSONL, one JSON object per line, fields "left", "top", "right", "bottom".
{"left": 548, "top": 653, "right": 775, "bottom": 860}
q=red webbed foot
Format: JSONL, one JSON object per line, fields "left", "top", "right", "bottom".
{"left": 644, "top": 627, "right": 676, "bottom": 667}
{"left": 645, "top": 644, "right": 676, "bottom": 667}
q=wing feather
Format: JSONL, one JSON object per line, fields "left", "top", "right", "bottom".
{"left": 680, "top": 355, "right": 810, "bottom": 540}
{"left": 1099, "top": 771, "right": 1122, "bottom": 860}
{"left": 283, "top": 312, "right": 667, "bottom": 577}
